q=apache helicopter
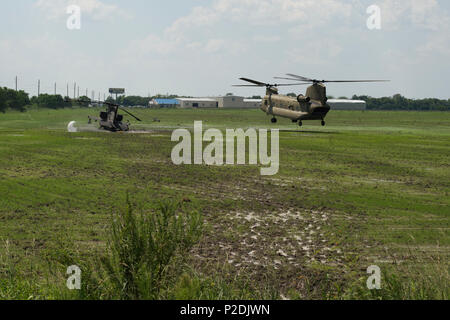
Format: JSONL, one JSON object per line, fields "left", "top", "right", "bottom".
{"left": 86, "top": 100, "right": 142, "bottom": 132}
{"left": 234, "top": 74, "right": 388, "bottom": 126}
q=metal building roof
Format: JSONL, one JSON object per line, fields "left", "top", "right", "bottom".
{"left": 177, "top": 98, "right": 218, "bottom": 102}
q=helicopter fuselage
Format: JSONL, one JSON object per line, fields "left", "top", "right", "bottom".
{"left": 88, "top": 105, "right": 130, "bottom": 132}
{"left": 261, "top": 83, "right": 331, "bottom": 123}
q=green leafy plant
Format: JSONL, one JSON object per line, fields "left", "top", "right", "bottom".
{"left": 101, "top": 196, "right": 203, "bottom": 299}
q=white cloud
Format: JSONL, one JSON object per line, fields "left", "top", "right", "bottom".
{"left": 286, "top": 39, "right": 343, "bottom": 65}
{"left": 417, "top": 32, "right": 450, "bottom": 56}
{"left": 376, "top": 0, "right": 450, "bottom": 57}
{"left": 253, "top": 35, "right": 281, "bottom": 43}
{"left": 204, "top": 39, "right": 226, "bottom": 53}
{"left": 131, "top": 34, "right": 181, "bottom": 55}
{"left": 167, "top": 0, "right": 354, "bottom": 31}
{"left": 34, "top": 0, "right": 131, "bottom": 21}
{"left": 132, "top": 0, "right": 356, "bottom": 56}
{"left": 379, "top": 0, "right": 448, "bottom": 30}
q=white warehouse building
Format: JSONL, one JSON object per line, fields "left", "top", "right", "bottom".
{"left": 177, "top": 98, "right": 218, "bottom": 108}
{"left": 176, "top": 96, "right": 261, "bottom": 109}
{"left": 215, "top": 95, "right": 261, "bottom": 109}
{"left": 327, "top": 99, "right": 367, "bottom": 110}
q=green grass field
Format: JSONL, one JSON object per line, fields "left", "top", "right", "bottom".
{"left": 0, "top": 107, "right": 449, "bottom": 299}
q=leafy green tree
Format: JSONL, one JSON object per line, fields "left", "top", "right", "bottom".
{"left": 0, "top": 87, "right": 30, "bottom": 112}
{"left": 119, "top": 96, "right": 151, "bottom": 107}
{"left": 352, "top": 94, "right": 450, "bottom": 111}
{"left": 0, "top": 90, "right": 6, "bottom": 113}
{"left": 34, "top": 94, "right": 65, "bottom": 109}
{"left": 105, "top": 96, "right": 116, "bottom": 104}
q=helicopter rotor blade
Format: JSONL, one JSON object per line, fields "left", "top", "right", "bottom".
{"left": 233, "top": 83, "right": 309, "bottom": 87}
{"left": 239, "top": 78, "right": 267, "bottom": 86}
{"left": 274, "top": 76, "right": 309, "bottom": 82}
{"left": 320, "top": 80, "right": 390, "bottom": 83}
{"left": 119, "top": 107, "right": 142, "bottom": 122}
{"left": 275, "top": 83, "right": 311, "bottom": 87}
{"left": 285, "top": 74, "right": 390, "bottom": 84}
{"left": 235, "top": 78, "right": 310, "bottom": 87}
{"left": 232, "top": 85, "right": 264, "bottom": 87}
{"left": 286, "top": 74, "right": 314, "bottom": 82}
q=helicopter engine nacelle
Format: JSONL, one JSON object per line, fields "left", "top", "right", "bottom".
{"left": 297, "top": 95, "right": 311, "bottom": 103}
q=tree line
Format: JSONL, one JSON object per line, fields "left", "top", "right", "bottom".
{"left": 0, "top": 87, "right": 183, "bottom": 112}
{"left": 0, "top": 87, "right": 76, "bottom": 112}
{"left": 290, "top": 93, "right": 450, "bottom": 111}
{"left": 351, "top": 94, "right": 450, "bottom": 111}
{"left": 1, "top": 86, "right": 449, "bottom": 112}
{"left": 0, "top": 87, "right": 30, "bottom": 112}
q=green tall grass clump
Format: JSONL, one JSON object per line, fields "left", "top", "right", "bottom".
{"left": 342, "top": 257, "right": 449, "bottom": 300}
{"left": 101, "top": 197, "right": 203, "bottom": 299}
{"left": 0, "top": 240, "right": 36, "bottom": 299}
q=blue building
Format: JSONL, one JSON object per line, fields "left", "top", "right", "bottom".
{"left": 149, "top": 98, "right": 180, "bottom": 108}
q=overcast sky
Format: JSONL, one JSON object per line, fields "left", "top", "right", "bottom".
{"left": 1, "top": 0, "right": 449, "bottom": 99}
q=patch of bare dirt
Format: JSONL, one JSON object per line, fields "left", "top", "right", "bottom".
{"left": 194, "top": 208, "right": 345, "bottom": 274}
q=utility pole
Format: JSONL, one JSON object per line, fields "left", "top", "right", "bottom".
{"left": 38, "top": 80, "right": 40, "bottom": 97}
{"left": 86, "top": 89, "right": 88, "bottom": 97}
{"left": 15, "top": 76, "right": 17, "bottom": 91}
{"left": 77, "top": 86, "right": 80, "bottom": 98}
{"left": 54, "top": 82, "right": 57, "bottom": 95}
{"left": 67, "top": 83, "right": 69, "bottom": 98}
{"left": 73, "top": 82, "right": 76, "bottom": 99}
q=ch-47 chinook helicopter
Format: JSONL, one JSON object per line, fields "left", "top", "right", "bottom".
{"left": 234, "top": 74, "right": 389, "bottom": 126}
{"left": 86, "top": 100, "right": 142, "bottom": 132}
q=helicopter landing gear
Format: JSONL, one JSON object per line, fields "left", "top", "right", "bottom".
{"left": 321, "top": 120, "right": 326, "bottom": 126}
{"left": 298, "top": 121, "right": 303, "bottom": 127}
{"left": 271, "top": 117, "right": 277, "bottom": 124}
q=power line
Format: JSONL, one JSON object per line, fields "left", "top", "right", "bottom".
{"left": 5, "top": 76, "right": 105, "bottom": 100}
